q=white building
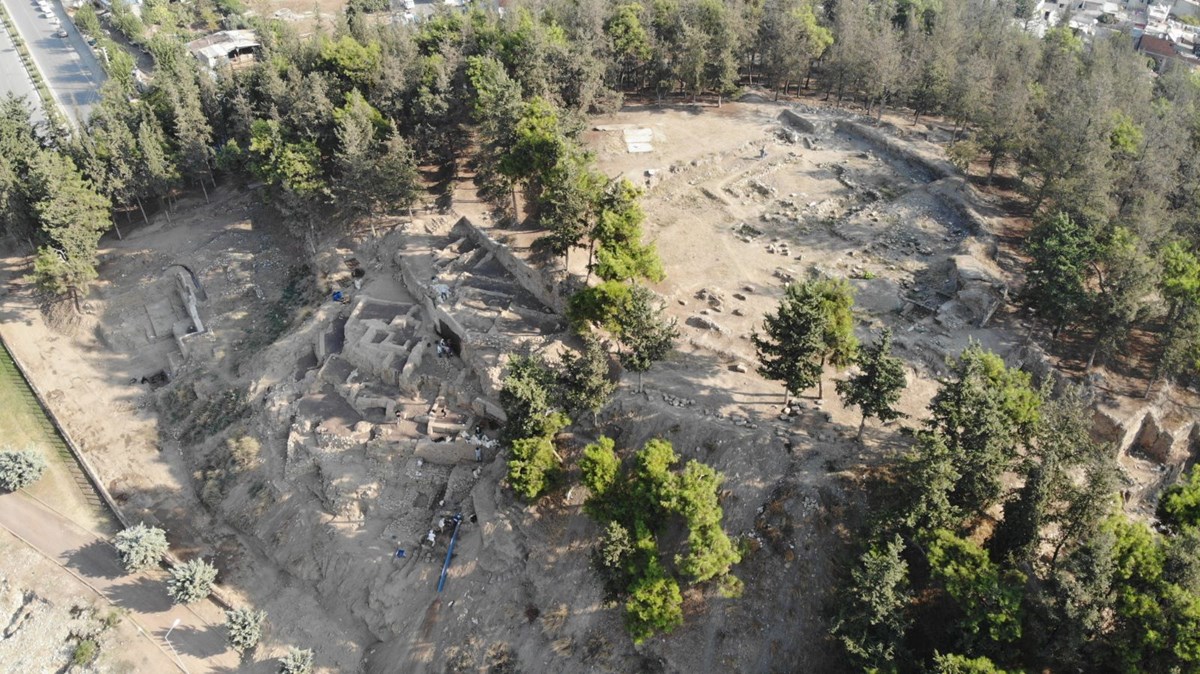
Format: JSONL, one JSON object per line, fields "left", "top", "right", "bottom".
{"left": 185, "top": 30, "right": 260, "bottom": 71}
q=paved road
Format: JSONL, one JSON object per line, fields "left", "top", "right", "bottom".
{"left": 1, "top": 0, "right": 104, "bottom": 126}
{"left": 0, "top": 14, "right": 43, "bottom": 124}
{"left": 0, "top": 492, "right": 241, "bottom": 673}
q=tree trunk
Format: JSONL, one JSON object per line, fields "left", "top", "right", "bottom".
{"left": 585, "top": 239, "right": 597, "bottom": 284}
{"left": 1086, "top": 340, "right": 1099, "bottom": 371}
{"left": 817, "top": 354, "right": 826, "bottom": 398}
{"left": 783, "top": 387, "right": 791, "bottom": 408}
{"left": 136, "top": 196, "right": 149, "bottom": 226}
{"left": 199, "top": 180, "right": 209, "bottom": 203}
{"left": 112, "top": 218, "right": 122, "bottom": 240}
{"left": 1143, "top": 373, "right": 1157, "bottom": 399}
{"left": 637, "top": 370, "right": 644, "bottom": 393}
{"left": 857, "top": 415, "right": 866, "bottom": 443}
{"left": 510, "top": 184, "right": 518, "bottom": 222}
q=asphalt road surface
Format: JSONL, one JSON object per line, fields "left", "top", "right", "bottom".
{"left": 0, "top": 492, "right": 240, "bottom": 673}
{"left": 1, "top": 0, "right": 104, "bottom": 126}
{"left": 0, "top": 15, "right": 44, "bottom": 123}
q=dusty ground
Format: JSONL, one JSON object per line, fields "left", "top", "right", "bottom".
{"left": 1, "top": 96, "right": 1194, "bottom": 674}
{"left": 0, "top": 528, "right": 177, "bottom": 673}
{"left": 0, "top": 342, "right": 112, "bottom": 532}
{"left": 0, "top": 190, "right": 369, "bottom": 672}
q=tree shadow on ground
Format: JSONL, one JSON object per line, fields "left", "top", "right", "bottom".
{"left": 164, "top": 622, "right": 230, "bottom": 659}
{"left": 65, "top": 539, "right": 126, "bottom": 580}
{"left": 104, "top": 576, "right": 173, "bottom": 614}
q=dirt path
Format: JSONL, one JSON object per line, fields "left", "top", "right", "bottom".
{"left": 0, "top": 492, "right": 241, "bottom": 672}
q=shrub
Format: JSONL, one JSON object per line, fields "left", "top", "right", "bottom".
{"left": 227, "top": 435, "right": 261, "bottom": 470}
{"left": 167, "top": 559, "right": 218, "bottom": 604}
{"left": 947, "top": 139, "right": 981, "bottom": 172}
{"left": 0, "top": 448, "right": 47, "bottom": 491}
{"left": 113, "top": 523, "right": 169, "bottom": 573}
{"left": 507, "top": 418, "right": 567, "bottom": 501}
{"left": 1159, "top": 464, "right": 1200, "bottom": 532}
{"left": 624, "top": 563, "right": 683, "bottom": 644}
{"left": 72, "top": 638, "right": 98, "bottom": 666}
{"left": 225, "top": 607, "right": 266, "bottom": 655}
{"left": 278, "top": 646, "right": 314, "bottom": 674}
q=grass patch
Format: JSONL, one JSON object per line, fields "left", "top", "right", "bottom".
{"left": 71, "top": 638, "right": 98, "bottom": 666}
{"left": 0, "top": 343, "right": 61, "bottom": 452}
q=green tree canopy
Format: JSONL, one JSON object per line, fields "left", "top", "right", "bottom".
{"left": 837, "top": 328, "right": 907, "bottom": 442}
{"left": 927, "top": 343, "right": 1041, "bottom": 516}
{"left": 26, "top": 151, "right": 113, "bottom": 308}
{"left": 556, "top": 334, "right": 616, "bottom": 423}
{"left": 754, "top": 278, "right": 857, "bottom": 402}
{"left": 612, "top": 285, "right": 678, "bottom": 391}
{"left": 927, "top": 529, "right": 1025, "bottom": 647}
{"left": 113, "top": 523, "right": 169, "bottom": 573}
{"left": 831, "top": 535, "right": 911, "bottom": 672}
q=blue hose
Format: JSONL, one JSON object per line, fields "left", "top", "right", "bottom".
{"left": 437, "top": 514, "right": 463, "bottom": 592}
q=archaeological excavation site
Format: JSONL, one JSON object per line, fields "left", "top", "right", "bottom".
{"left": 3, "top": 94, "right": 1199, "bottom": 674}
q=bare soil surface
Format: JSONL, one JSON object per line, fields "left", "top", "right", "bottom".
{"left": 1, "top": 97, "right": 1194, "bottom": 674}
{"left": 0, "top": 526, "right": 180, "bottom": 673}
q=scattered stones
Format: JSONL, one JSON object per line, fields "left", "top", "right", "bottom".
{"left": 773, "top": 268, "right": 797, "bottom": 283}
{"left": 661, "top": 393, "right": 697, "bottom": 408}
{"left": 687, "top": 314, "right": 728, "bottom": 334}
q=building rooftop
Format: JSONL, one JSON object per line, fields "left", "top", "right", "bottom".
{"left": 186, "top": 30, "right": 260, "bottom": 69}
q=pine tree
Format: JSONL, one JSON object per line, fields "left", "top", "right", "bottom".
{"left": 613, "top": 285, "right": 678, "bottom": 392}
{"left": 278, "top": 647, "right": 314, "bottom": 674}
{"left": 167, "top": 559, "right": 218, "bottom": 604}
{"left": 26, "top": 151, "right": 112, "bottom": 310}
{"left": 498, "top": 354, "right": 559, "bottom": 445}
{"left": 1025, "top": 211, "right": 1097, "bottom": 338}
{"left": 754, "top": 278, "right": 856, "bottom": 402}
{"left": 557, "top": 334, "right": 616, "bottom": 424}
{"left": 837, "top": 328, "right": 907, "bottom": 442}
{"left": 224, "top": 607, "right": 267, "bottom": 656}
{"left": 113, "top": 523, "right": 169, "bottom": 573}
{"left": 333, "top": 91, "right": 381, "bottom": 216}
{"left": 0, "top": 448, "right": 47, "bottom": 491}
{"left": 831, "top": 535, "right": 912, "bottom": 671}
{"left": 927, "top": 344, "right": 1041, "bottom": 516}
{"left": 373, "top": 130, "right": 420, "bottom": 215}
{"left": 590, "top": 178, "right": 663, "bottom": 284}
{"left": 135, "top": 112, "right": 179, "bottom": 222}
{"left": 506, "top": 413, "right": 569, "bottom": 501}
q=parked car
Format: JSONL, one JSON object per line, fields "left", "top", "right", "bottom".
{"left": 55, "top": 29, "right": 68, "bottom": 37}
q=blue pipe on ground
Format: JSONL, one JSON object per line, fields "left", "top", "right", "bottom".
{"left": 437, "top": 514, "right": 463, "bottom": 592}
